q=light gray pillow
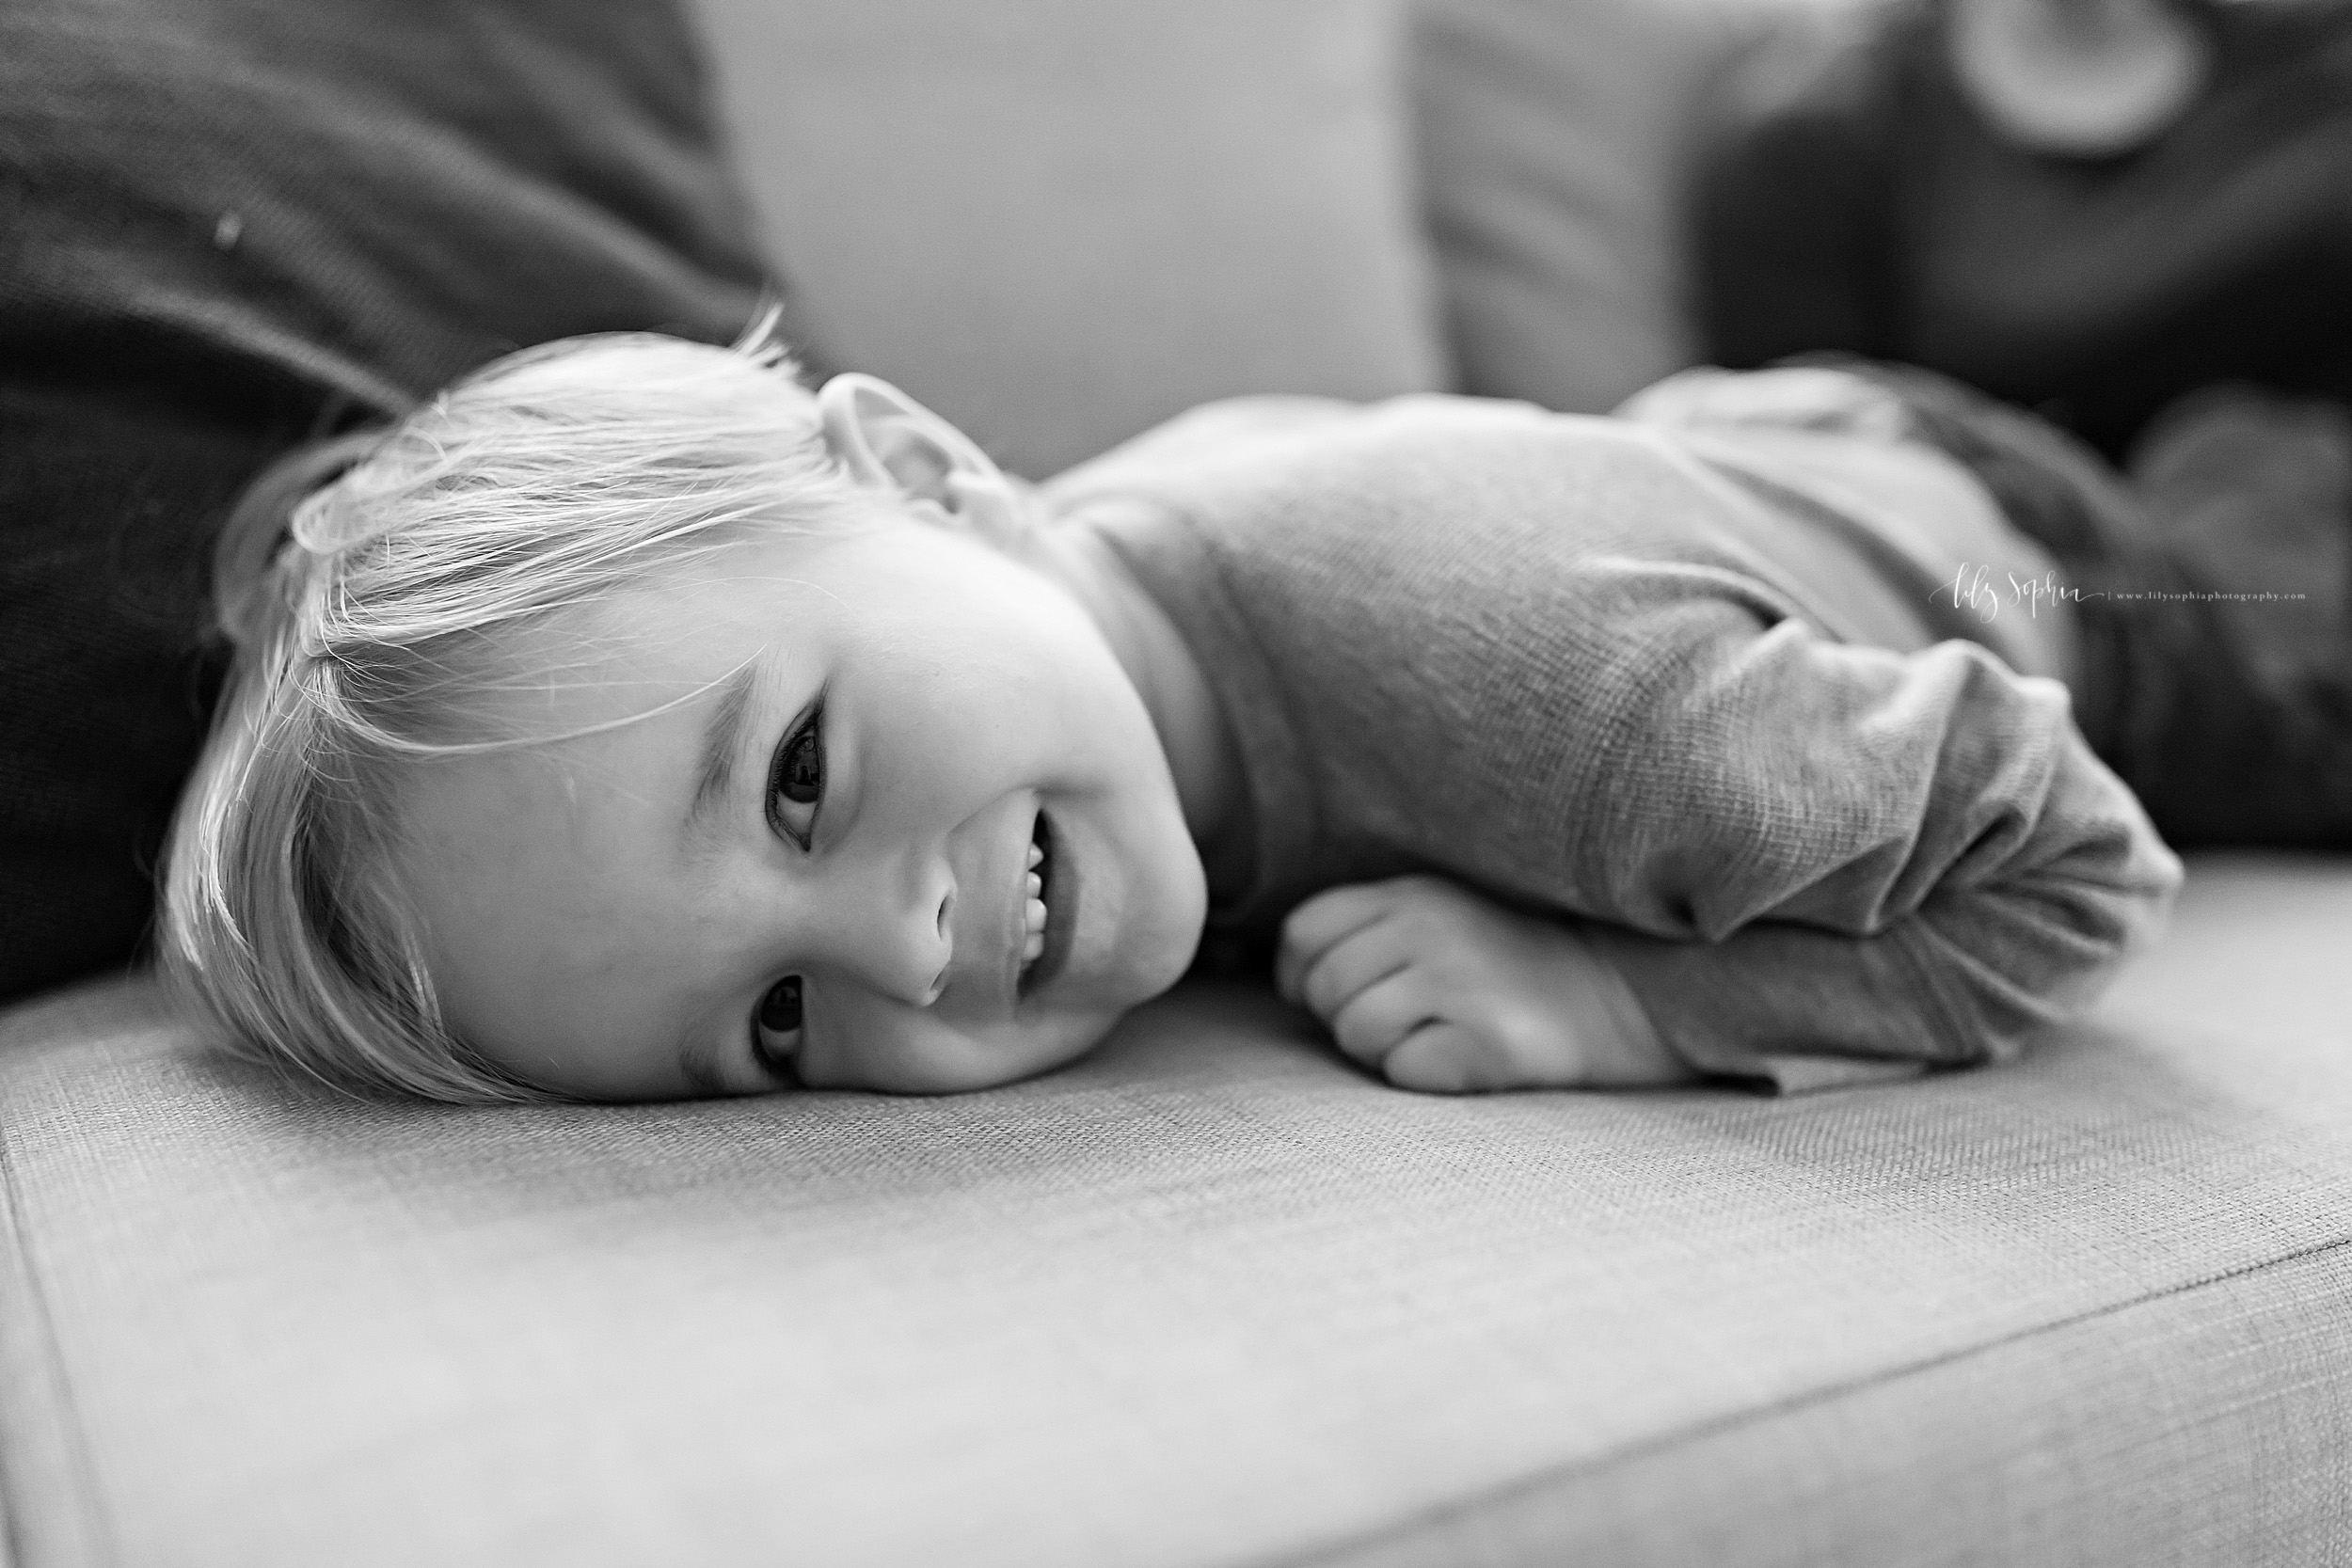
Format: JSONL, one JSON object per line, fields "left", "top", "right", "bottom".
{"left": 1415, "top": 0, "right": 1871, "bottom": 414}
{"left": 690, "top": 0, "right": 1451, "bottom": 478}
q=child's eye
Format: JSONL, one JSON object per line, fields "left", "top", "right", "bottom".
{"left": 752, "top": 975, "right": 804, "bottom": 1082}
{"left": 766, "top": 703, "right": 824, "bottom": 847}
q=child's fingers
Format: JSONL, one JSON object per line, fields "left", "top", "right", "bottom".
{"left": 1292, "top": 916, "right": 1414, "bottom": 1022}
{"left": 1327, "top": 969, "right": 1438, "bottom": 1070}
{"left": 1382, "top": 1022, "right": 1515, "bottom": 1095}
{"left": 1275, "top": 883, "right": 1400, "bottom": 1003}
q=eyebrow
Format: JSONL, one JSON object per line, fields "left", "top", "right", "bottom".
{"left": 684, "top": 660, "right": 763, "bottom": 842}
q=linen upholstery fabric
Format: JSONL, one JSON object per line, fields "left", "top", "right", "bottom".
{"left": 684, "top": 0, "right": 1451, "bottom": 480}
{"left": 4, "top": 855, "right": 2348, "bottom": 1567}
{"left": 0, "top": 0, "right": 770, "bottom": 1003}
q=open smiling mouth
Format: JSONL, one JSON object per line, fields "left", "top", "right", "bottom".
{"left": 1016, "top": 808, "right": 1074, "bottom": 1000}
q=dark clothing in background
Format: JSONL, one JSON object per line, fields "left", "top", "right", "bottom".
{"left": 1818, "top": 359, "right": 2352, "bottom": 850}
{"left": 0, "top": 0, "right": 788, "bottom": 1002}
{"left": 1694, "top": 0, "right": 2352, "bottom": 462}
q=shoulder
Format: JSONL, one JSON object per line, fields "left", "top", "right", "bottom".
{"left": 1041, "top": 395, "right": 1370, "bottom": 504}
{"left": 1049, "top": 392, "right": 1593, "bottom": 497}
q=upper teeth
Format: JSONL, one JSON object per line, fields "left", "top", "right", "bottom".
{"left": 1021, "top": 834, "right": 1051, "bottom": 967}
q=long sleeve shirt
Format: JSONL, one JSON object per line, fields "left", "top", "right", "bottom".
{"left": 1043, "top": 393, "right": 2184, "bottom": 1091}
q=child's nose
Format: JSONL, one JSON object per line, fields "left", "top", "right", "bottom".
{"left": 816, "top": 855, "right": 954, "bottom": 1007}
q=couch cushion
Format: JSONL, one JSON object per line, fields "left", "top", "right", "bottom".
{"left": 2, "top": 853, "right": 2348, "bottom": 1566}
{"left": 687, "top": 0, "right": 1451, "bottom": 479}
{"left": 0, "top": 0, "right": 769, "bottom": 1006}
{"left": 1415, "top": 0, "right": 1882, "bottom": 414}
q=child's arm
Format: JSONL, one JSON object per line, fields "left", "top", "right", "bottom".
{"left": 1589, "top": 617, "right": 2181, "bottom": 1090}
{"left": 1285, "top": 610, "right": 2183, "bottom": 1095}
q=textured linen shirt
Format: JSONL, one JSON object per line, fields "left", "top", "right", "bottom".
{"left": 1045, "top": 394, "right": 2185, "bottom": 1091}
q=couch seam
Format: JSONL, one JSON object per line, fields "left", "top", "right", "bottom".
{"left": 0, "top": 1105, "right": 119, "bottom": 1568}
{"left": 1266, "top": 1227, "right": 2352, "bottom": 1568}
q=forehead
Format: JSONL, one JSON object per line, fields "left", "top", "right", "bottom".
{"left": 466, "top": 530, "right": 837, "bottom": 703}
{"left": 395, "top": 653, "right": 712, "bottom": 922}
{"left": 394, "top": 517, "right": 976, "bottom": 876}
{"left": 579, "top": 514, "right": 941, "bottom": 640}
{"left": 388, "top": 636, "right": 747, "bottom": 1094}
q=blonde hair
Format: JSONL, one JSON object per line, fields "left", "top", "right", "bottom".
{"left": 161, "top": 328, "right": 867, "bottom": 1102}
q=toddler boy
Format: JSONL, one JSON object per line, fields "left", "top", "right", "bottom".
{"left": 175, "top": 338, "right": 2224, "bottom": 1101}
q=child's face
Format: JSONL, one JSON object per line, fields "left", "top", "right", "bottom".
{"left": 393, "top": 515, "right": 1208, "bottom": 1100}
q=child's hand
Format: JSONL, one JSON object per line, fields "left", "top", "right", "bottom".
{"left": 1274, "top": 876, "right": 1696, "bottom": 1094}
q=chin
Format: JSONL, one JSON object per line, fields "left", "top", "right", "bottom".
{"left": 1129, "top": 847, "right": 1210, "bottom": 1001}
{"left": 1041, "top": 799, "right": 1207, "bottom": 1023}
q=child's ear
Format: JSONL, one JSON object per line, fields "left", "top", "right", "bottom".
{"left": 816, "top": 373, "right": 1030, "bottom": 550}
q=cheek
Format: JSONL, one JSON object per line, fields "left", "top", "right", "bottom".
{"left": 899, "top": 630, "right": 1144, "bottom": 776}
{"left": 851, "top": 547, "right": 1146, "bottom": 751}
